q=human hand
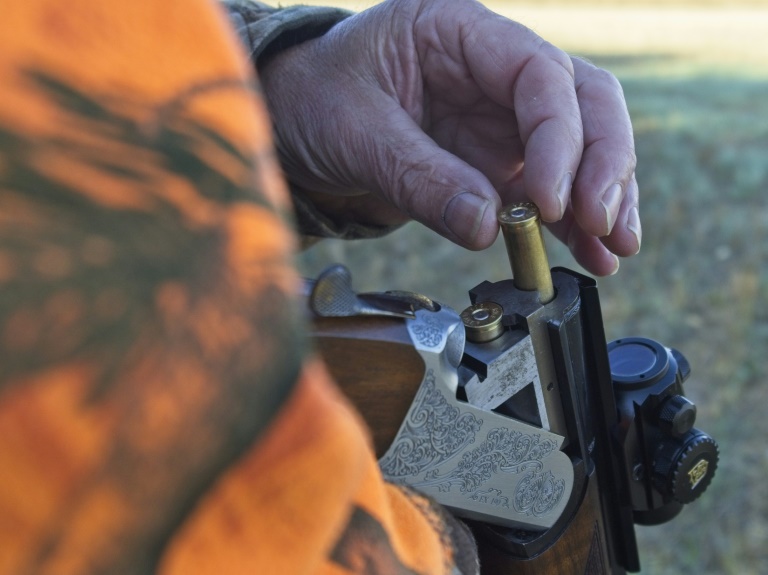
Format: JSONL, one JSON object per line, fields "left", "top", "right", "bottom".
{"left": 259, "top": 0, "right": 640, "bottom": 276}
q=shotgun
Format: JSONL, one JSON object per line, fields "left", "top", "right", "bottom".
{"left": 308, "top": 203, "right": 718, "bottom": 574}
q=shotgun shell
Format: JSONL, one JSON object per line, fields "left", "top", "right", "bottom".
{"left": 498, "top": 202, "right": 555, "bottom": 304}
{"left": 460, "top": 302, "right": 504, "bottom": 343}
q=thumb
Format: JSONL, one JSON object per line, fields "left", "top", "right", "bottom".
{"left": 360, "top": 105, "right": 501, "bottom": 249}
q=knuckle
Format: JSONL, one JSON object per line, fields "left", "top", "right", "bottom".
{"left": 596, "top": 68, "right": 624, "bottom": 95}
{"left": 626, "top": 149, "right": 638, "bottom": 172}
{"left": 391, "top": 156, "right": 435, "bottom": 218}
{"left": 615, "top": 144, "right": 638, "bottom": 177}
{"left": 572, "top": 56, "right": 621, "bottom": 88}
{"left": 536, "top": 40, "right": 575, "bottom": 78}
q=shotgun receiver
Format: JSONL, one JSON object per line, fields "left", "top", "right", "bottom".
{"left": 308, "top": 203, "right": 718, "bottom": 574}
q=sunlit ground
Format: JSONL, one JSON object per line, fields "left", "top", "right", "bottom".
{"left": 295, "top": 1, "right": 768, "bottom": 72}
{"left": 289, "top": 2, "right": 768, "bottom": 573}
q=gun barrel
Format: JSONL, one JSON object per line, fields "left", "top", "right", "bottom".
{"left": 498, "top": 203, "right": 554, "bottom": 304}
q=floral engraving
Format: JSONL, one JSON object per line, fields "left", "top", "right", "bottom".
{"left": 380, "top": 370, "right": 483, "bottom": 478}
{"left": 380, "top": 369, "right": 567, "bottom": 520}
{"left": 413, "top": 427, "right": 559, "bottom": 494}
{"left": 514, "top": 470, "right": 566, "bottom": 517}
{"left": 410, "top": 315, "right": 444, "bottom": 349}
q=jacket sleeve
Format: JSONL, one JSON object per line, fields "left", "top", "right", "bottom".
{"left": 223, "top": 0, "right": 352, "bottom": 65}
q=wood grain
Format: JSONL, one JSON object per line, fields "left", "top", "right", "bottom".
{"left": 311, "top": 316, "right": 425, "bottom": 458}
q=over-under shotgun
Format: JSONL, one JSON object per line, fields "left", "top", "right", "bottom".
{"left": 309, "top": 203, "right": 718, "bottom": 574}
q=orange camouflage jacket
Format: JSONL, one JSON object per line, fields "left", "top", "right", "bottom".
{"left": 0, "top": 1, "right": 477, "bottom": 574}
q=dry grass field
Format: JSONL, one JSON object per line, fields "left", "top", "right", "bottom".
{"left": 289, "top": 2, "right": 768, "bottom": 573}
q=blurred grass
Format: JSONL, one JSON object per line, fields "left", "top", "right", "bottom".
{"left": 290, "top": 2, "right": 768, "bottom": 573}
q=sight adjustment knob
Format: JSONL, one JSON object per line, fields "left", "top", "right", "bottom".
{"left": 653, "top": 432, "right": 718, "bottom": 504}
{"left": 658, "top": 395, "right": 697, "bottom": 438}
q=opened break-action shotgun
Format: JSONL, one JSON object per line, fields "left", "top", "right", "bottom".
{"left": 308, "top": 202, "right": 718, "bottom": 574}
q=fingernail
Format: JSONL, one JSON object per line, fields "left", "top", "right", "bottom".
{"left": 627, "top": 205, "right": 642, "bottom": 253}
{"left": 556, "top": 172, "right": 572, "bottom": 219}
{"left": 600, "top": 183, "right": 623, "bottom": 235}
{"left": 608, "top": 254, "right": 620, "bottom": 276}
{"left": 444, "top": 192, "right": 491, "bottom": 244}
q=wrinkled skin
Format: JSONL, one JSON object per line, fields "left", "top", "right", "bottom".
{"left": 260, "top": 0, "right": 640, "bottom": 275}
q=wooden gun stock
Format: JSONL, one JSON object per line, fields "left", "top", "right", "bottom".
{"left": 312, "top": 315, "right": 423, "bottom": 458}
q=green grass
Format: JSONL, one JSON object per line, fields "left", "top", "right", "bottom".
{"left": 593, "top": 66, "right": 768, "bottom": 575}
{"left": 293, "top": 3, "right": 768, "bottom": 573}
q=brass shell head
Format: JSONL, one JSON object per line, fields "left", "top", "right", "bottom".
{"left": 460, "top": 302, "right": 504, "bottom": 343}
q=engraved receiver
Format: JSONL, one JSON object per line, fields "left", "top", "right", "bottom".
{"left": 308, "top": 202, "right": 718, "bottom": 574}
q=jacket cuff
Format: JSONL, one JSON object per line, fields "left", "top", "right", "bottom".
{"left": 223, "top": 1, "right": 353, "bottom": 66}
{"left": 397, "top": 485, "right": 480, "bottom": 575}
{"left": 292, "top": 191, "right": 404, "bottom": 244}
